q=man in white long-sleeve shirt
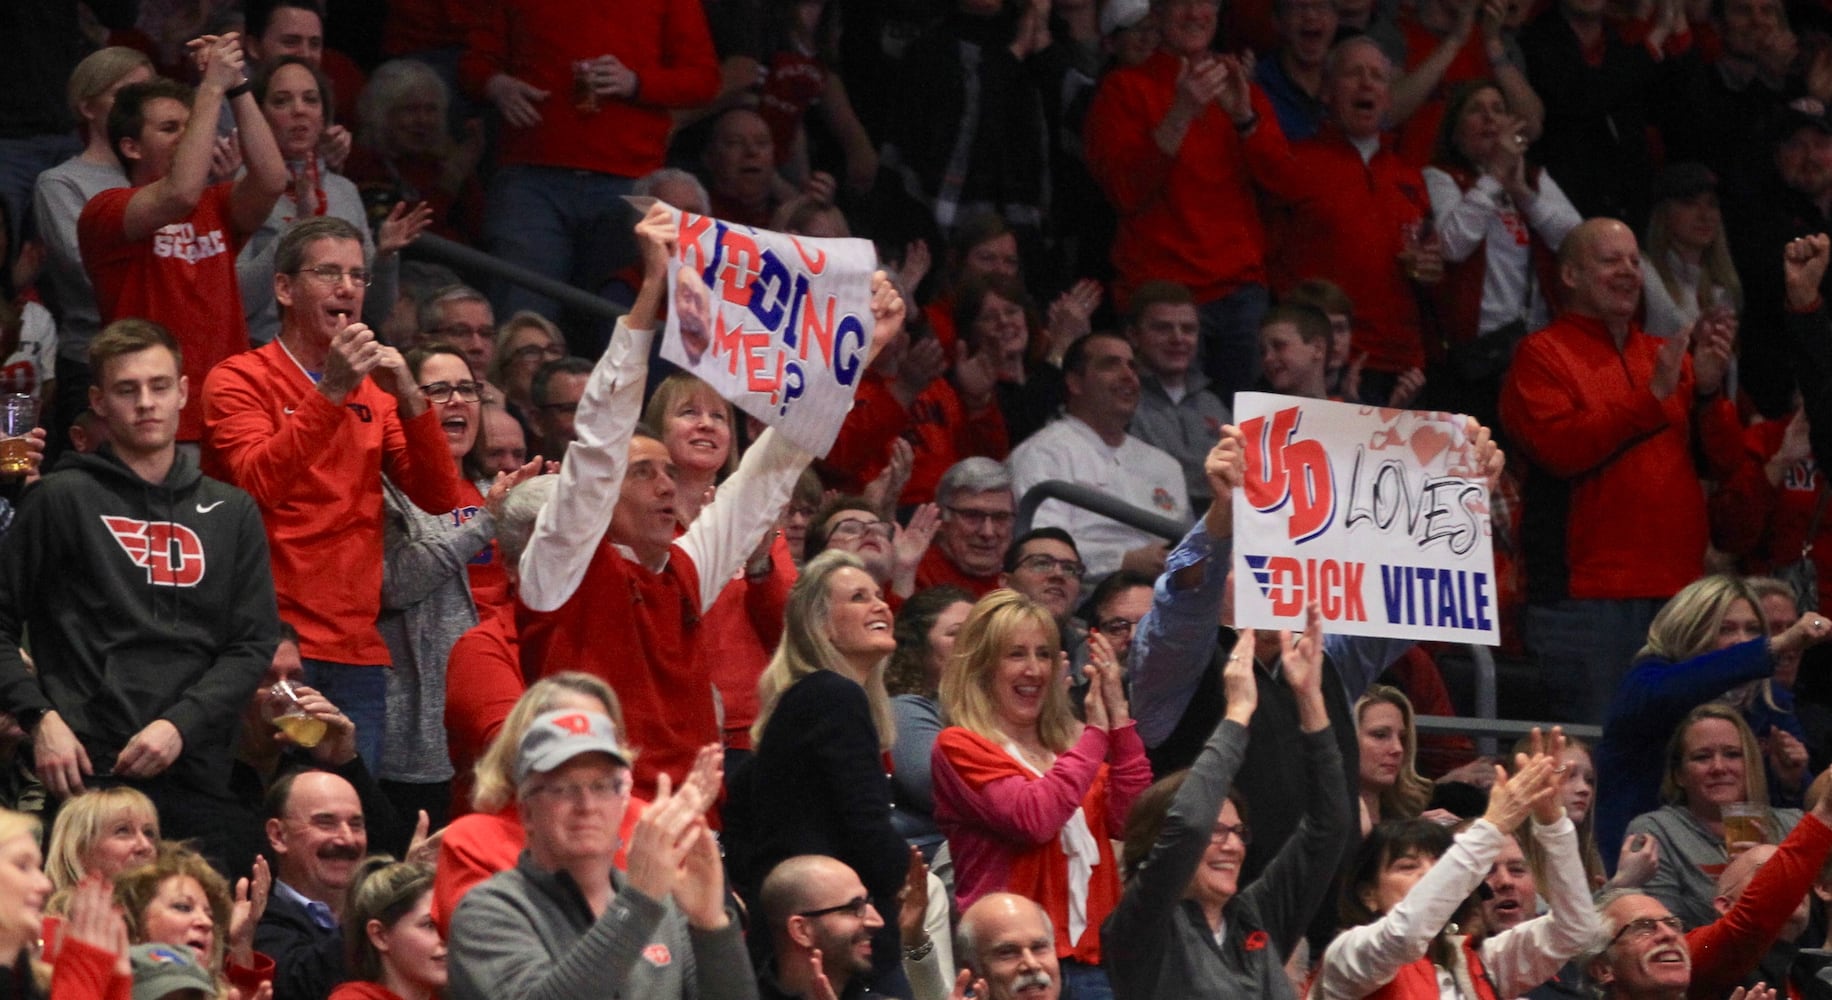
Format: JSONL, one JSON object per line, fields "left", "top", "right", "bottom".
{"left": 513, "top": 204, "right": 905, "bottom": 798}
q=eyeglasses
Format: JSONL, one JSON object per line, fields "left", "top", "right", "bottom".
{"left": 419, "top": 380, "right": 484, "bottom": 403}
{"left": 511, "top": 343, "right": 566, "bottom": 363}
{"left": 784, "top": 504, "right": 818, "bottom": 521}
{"left": 1609, "top": 915, "right": 1683, "bottom": 947}
{"left": 797, "top": 895, "right": 873, "bottom": 920}
{"left": 540, "top": 401, "right": 580, "bottom": 415}
{"left": 526, "top": 777, "right": 629, "bottom": 805}
{"left": 829, "top": 518, "right": 895, "bottom": 540}
{"left": 1096, "top": 616, "right": 1139, "bottom": 639}
{"left": 432, "top": 324, "right": 493, "bottom": 341}
{"left": 292, "top": 264, "right": 373, "bottom": 287}
{"left": 1210, "top": 822, "right": 1251, "bottom": 845}
{"left": 1017, "top": 553, "right": 1086, "bottom": 579}
{"left": 943, "top": 505, "right": 1015, "bottom": 530}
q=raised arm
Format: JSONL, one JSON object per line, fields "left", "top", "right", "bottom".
{"left": 516, "top": 206, "right": 675, "bottom": 610}
{"left": 1130, "top": 428, "right": 1240, "bottom": 747}
{"left": 120, "top": 36, "right": 244, "bottom": 242}
{"left": 1482, "top": 729, "right": 1603, "bottom": 996}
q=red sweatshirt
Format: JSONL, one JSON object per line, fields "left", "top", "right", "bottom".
{"left": 202, "top": 341, "right": 470, "bottom": 665}
{"left": 1084, "top": 50, "right": 1287, "bottom": 308}
{"left": 458, "top": 0, "right": 720, "bottom": 178}
{"left": 1257, "top": 126, "right": 1434, "bottom": 373}
{"left": 1498, "top": 312, "right": 1742, "bottom": 601}
{"left": 1710, "top": 418, "right": 1832, "bottom": 616}
{"left": 1687, "top": 812, "right": 1832, "bottom": 1000}
{"left": 821, "top": 373, "right": 1009, "bottom": 505}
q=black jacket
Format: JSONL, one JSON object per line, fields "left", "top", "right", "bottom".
{"left": 0, "top": 446, "right": 278, "bottom": 795}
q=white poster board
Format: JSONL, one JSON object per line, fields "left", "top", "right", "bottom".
{"left": 1230, "top": 392, "right": 1500, "bottom": 644}
{"left": 656, "top": 204, "right": 879, "bottom": 455}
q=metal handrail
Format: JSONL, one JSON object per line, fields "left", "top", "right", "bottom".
{"left": 1417, "top": 715, "right": 1602, "bottom": 743}
{"left": 405, "top": 234, "right": 629, "bottom": 321}
{"left": 1016, "top": 480, "right": 1518, "bottom": 751}
{"left": 1013, "top": 480, "right": 1188, "bottom": 542}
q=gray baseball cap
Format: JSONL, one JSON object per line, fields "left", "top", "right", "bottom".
{"left": 515, "top": 709, "right": 630, "bottom": 785}
{"left": 130, "top": 943, "right": 214, "bottom": 1000}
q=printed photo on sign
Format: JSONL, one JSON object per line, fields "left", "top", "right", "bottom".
{"left": 642, "top": 198, "right": 880, "bottom": 455}
{"left": 1230, "top": 392, "right": 1500, "bottom": 644}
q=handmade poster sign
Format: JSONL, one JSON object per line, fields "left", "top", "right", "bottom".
{"left": 1230, "top": 392, "right": 1500, "bottom": 644}
{"left": 652, "top": 200, "right": 879, "bottom": 455}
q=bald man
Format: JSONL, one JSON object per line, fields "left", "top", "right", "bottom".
{"left": 758, "top": 856, "right": 886, "bottom": 1000}
{"left": 1498, "top": 218, "right": 1744, "bottom": 727}
{"left": 957, "top": 894, "right": 1060, "bottom": 1000}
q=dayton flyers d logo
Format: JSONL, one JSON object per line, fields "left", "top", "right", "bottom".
{"left": 101, "top": 516, "right": 206, "bottom": 587}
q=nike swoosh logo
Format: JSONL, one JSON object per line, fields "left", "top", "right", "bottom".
{"left": 195, "top": 501, "right": 225, "bottom": 514}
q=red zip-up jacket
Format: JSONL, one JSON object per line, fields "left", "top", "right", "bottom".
{"left": 1257, "top": 125, "right": 1434, "bottom": 373}
{"left": 202, "top": 341, "right": 470, "bottom": 665}
{"left": 1084, "top": 49, "right": 1288, "bottom": 309}
{"left": 1499, "top": 312, "right": 1742, "bottom": 602}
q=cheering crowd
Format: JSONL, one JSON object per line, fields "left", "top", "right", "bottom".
{"left": 16, "top": 0, "right": 1832, "bottom": 997}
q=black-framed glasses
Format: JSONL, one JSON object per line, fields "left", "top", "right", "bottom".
{"left": 292, "top": 264, "right": 373, "bottom": 287}
{"left": 829, "top": 518, "right": 894, "bottom": 540}
{"left": 943, "top": 505, "right": 1015, "bottom": 529}
{"left": 1017, "top": 553, "right": 1086, "bottom": 579}
{"left": 419, "top": 380, "right": 484, "bottom": 403}
{"left": 1096, "top": 616, "right": 1139, "bottom": 639}
{"left": 1209, "top": 822, "right": 1251, "bottom": 845}
{"left": 1609, "top": 915, "right": 1683, "bottom": 947}
{"left": 797, "top": 895, "right": 872, "bottom": 920}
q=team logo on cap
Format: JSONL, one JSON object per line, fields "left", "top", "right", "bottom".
{"left": 550, "top": 713, "right": 593, "bottom": 736}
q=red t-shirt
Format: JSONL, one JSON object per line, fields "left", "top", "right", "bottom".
{"left": 79, "top": 181, "right": 250, "bottom": 441}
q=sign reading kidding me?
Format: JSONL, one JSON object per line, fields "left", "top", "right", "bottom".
{"left": 655, "top": 201, "right": 879, "bottom": 456}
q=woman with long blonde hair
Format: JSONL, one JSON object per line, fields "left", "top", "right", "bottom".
{"left": 1596, "top": 573, "right": 1832, "bottom": 858}
{"left": 1354, "top": 685, "right": 1437, "bottom": 834}
{"left": 932, "top": 589, "right": 1151, "bottom": 999}
{"left": 725, "top": 549, "right": 911, "bottom": 992}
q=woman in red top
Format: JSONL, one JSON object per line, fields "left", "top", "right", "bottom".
{"left": 330, "top": 860, "right": 443, "bottom": 1000}
{"left": 931, "top": 589, "right": 1152, "bottom": 1000}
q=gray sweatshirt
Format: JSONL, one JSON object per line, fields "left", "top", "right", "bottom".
{"left": 1101, "top": 719, "right": 1348, "bottom": 1000}
{"left": 376, "top": 476, "right": 490, "bottom": 784}
{"left": 448, "top": 853, "right": 759, "bottom": 1000}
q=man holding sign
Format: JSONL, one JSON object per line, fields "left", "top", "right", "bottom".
{"left": 1500, "top": 218, "right": 1743, "bottom": 724}
{"left": 515, "top": 203, "right": 905, "bottom": 798}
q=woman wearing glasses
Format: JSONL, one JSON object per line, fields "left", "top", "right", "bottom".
{"left": 1307, "top": 730, "right": 1596, "bottom": 1000}
{"left": 931, "top": 589, "right": 1151, "bottom": 1000}
{"left": 377, "top": 344, "right": 542, "bottom": 826}
{"left": 486, "top": 312, "right": 566, "bottom": 422}
{"left": 724, "top": 550, "right": 915, "bottom": 995}
{"left": 1105, "top": 611, "right": 1345, "bottom": 999}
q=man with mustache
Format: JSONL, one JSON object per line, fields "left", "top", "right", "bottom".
{"left": 1585, "top": 782, "right": 1832, "bottom": 1000}
{"left": 259, "top": 769, "right": 371, "bottom": 1000}
{"left": 958, "top": 893, "right": 1060, "bottom": 1000}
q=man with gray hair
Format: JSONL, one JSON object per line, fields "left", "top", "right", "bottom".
{"left": 447, "top": 709, "right": 753, "bottom": 1000}
{"left": 634, "top": 167, "right": 711, "bottom": 215}
{"left": 418, "top": 284, "right": 496, "bottom": 379}
{"left": 1584, "top": 781, "right": 1832, "bottom": 1000}
{"left": 916, "top": 456, "right": 1015, "bottom": 596}
{"left": 956, "top": 893, "right": 1057, "bottom": 1000}
{"left": 203, "top": 215, "right": 470, "bottom": 772}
